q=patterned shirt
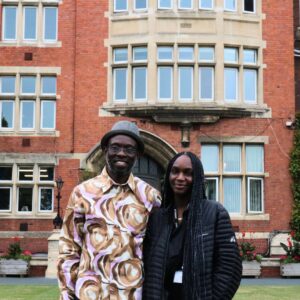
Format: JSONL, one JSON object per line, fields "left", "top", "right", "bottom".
{"left": 57, "top": 167, "right": 161, "bottom": 300}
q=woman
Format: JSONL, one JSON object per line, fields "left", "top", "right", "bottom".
{"left": 143, "top": 152, "right": 242, "bottom": 300}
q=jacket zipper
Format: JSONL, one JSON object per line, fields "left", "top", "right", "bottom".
{"left": 161, "top": 221, "right": 172, "bottom": 300}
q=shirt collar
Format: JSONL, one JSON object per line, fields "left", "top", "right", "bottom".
{"left": 100, "top": 167, "right": 136, "bottom": 193}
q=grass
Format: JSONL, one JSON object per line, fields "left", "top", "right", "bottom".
{"left": 0, "top": 285, "right": 299, "bottom": 299}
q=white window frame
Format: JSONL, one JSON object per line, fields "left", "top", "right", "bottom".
{"left": 114, "top": 0, "right": 128, "bottom": 12}
{"left": 134, "top": 0, "right": 148, "bottom": 11}
{"left": 205, "top": 177, "right": 219, "bottom": 201}
{"left": 179, "top": 0, "right": 193, "bottom": 10}
{"left": 224, "top": 68, "right": 238, "bottom": 102}
{"left": 20, "top": 100, "right": 36, "bottom": 131}
{"left": 178, "top": 66, "right": 193, "bottom": 102}
{"left": 133, "top": 67, "right": 147, "bottom": 102}
{"left": 157, "top": 66, "right": 173, "bottom": 101}
{"left": 23, "top": 6, "right": 37, "bottom": 41}
{"left": 43, "top": 7, "right": 58, "bottom": 43}
{"left": 199, "top": 66, "right": 214, "bottom": 101}
{"left": 243, "top": 49, "right": 257, "bottom": 65}
{"left": 199, "top": 0, "right": 214, "bottom": 10}
{"left": 113, "top": 68, "right": 128, "bottom": 103}
{"left": 18, "top": 166, "right": 34, "bottom": 183}
{"left": 157, "top": 46, "right": 173, "bottom": 62}
{"left": 178, "top": 46, "right": 194, "bottom": 62}
{"left": 158, "top": 0, "right": 173, "bottom": 9}
{"left": 0, "top": 100, "right": 14, "bottom": 130}
{"left": 199, "top": 46, "right": 215, "bottom": 62}
{"left": 17, "top": 186, "right": 33, "bottom": 213}
{"left": 133, "top": 47, "right": 148, "bottom": 62}
{"left": 39, "top": 166, "right": 54, "bottom": 182}
{"left": 113, "top": 48, "right": 128, "bottom": 64}
{"left": 20, "top": 76, "right": 36, "bottom": 95}
{"left": 38, "top": 187, "right": 54, "bottom": 212}
{"left": 224, "top": 0, "right": 237, "bottom": 11}
{"left": 2, "top": 6, "right": 17, "bottom": 41}
{"left": 0, "top": 76, "right": 16, "bottom": 95}
{"left": 247, "top": 177, "right": 263, "bottom": 213}
{"left": 0, "top": 186, "right": 12, "bottom": 212}
{"left": 41, "top": 100, "right": 56, "bottom": 130}
{"left": 41, "top": 76, "right": 57, "bottom": 96}
{"left": 223, "top": 144, "right": 241, "bottom": 174}
{"left": 243, "top": 69, "right": 257, "bottom": 104}
{"left": 243, "top": 0, "right": 256, "bottom": 14}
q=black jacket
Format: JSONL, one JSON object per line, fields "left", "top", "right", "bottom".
{"left": 143, "top": 200, "right": 242, "bottom": 300}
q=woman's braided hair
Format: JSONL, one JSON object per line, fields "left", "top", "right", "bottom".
{"left": 163, "top": 151, "right": 207, "bottom": 299}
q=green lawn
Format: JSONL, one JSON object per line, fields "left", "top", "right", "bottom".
{"left": 0, "top": 285, "right": 299, "bottom": 299}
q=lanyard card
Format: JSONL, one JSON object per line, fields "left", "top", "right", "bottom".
{"left": 173, "top": 270, "right": 183, "bottom": 283}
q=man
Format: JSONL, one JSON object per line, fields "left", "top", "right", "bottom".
{"left": 57, "top": 121, "right": 161, "bottom": 300}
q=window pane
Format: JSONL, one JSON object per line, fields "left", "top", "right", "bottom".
{"left": 0, "top": 188, "right": 11, "bottom": 210}
{"left": 199, "top": 47, "right": 214, "bottom": 61}
{"left": 21, "top": 76, "right": 36, "bottom": 94}
{"left": 200, "top": 0, "right": 213, "bottom": 9}
{"left": 224, "top": 0, "right": 236, "bottom": 10}
{"left": 243, "top": 49, "right": 257, "bottom": 64}
{"left": 0, "top": 166, "right": 12, "bottom": 181}
{"left": 115, "top": 0, "right": 127, "bottom": 11}
{"left": 113, "top": 69, "right": 127, "bottom": 101}
{"left": 224, "top": 178, "right": 241, "bottom": 213}
{"left": 135, "top": 0, "right": 147, "bottom": 9}
{"left": 41, "top": 101, "right": 56, "bottom": 129}
{"left": 39, "top": 166, "right": 54, "bottom": 181}
{"left": 18, "top": 187, "right": 33, "bottom": 212}
{"left": 179, "top": 0, "right": 192, "bottom": 9}
{"left": 159, "top": 0, "right": 172, "bottom": 8}
{"left": 179, "top": 67, "right": 193, "bottom": 100}
{"left": 157, "top": 46, "right": 173, "bottom": 61}
{"left": 178, "top": 47, "right": 194, "bottom": 61}
{"left": 199, "top": 67, "right": 214, "bottom": 100}
{"left": 21, "top": 101, "right": 35, "bottom": 129}
{"left": 114, "top": 48, "right": 128, "bottom": 63}
{"left": 224, "top": 68, "right": 238, "bottom": 101}
{"left": 205, "top": 178, "right": 218, "bottom": 201}
{"left": 244, "top": 69, "right": 257, "bottom": 103}
{"left": 201, "top": 144, "right": 219, "bottom": 172}
{"left": 244, "top": 0, "right": 255, "bottom": 12}
{"left": 223, "top": 145, "right": 241, "bottom": 173}
{"left": 158, "top": 67, "right": 172, "bottom": 100}
{"left": 248, "top": 178, "right": 262, "bottom": 212}
{"left": 18, "top": 166, "right": 34, "bottom": 181}
{"left": 44, "top": 7, "right": 57, "bottom": 41}
{"left": 133, "top": 67, "right": 147, "bottom": 101}
{"left": 39, "top": 188, "right": 53, "bottom": 211}
{"left": 224, "top": 48, "right": 238, "bottom": 62}
{"left": 24, "top": 7, "right": 37, "bottom": 40}
{"left": 246, "top": 145, "right": 264, "bottom": 173}
{"left": 41, "top": 77, "right": 56, "bottom": 95}
{"left": 3, "top": 7, "right": 17, "bottom": 40}
{"left": 133, "top": 47, "right": 147, "bottom": 61}
{"left": 0, "top": 76, "right": 15, "bottom": 94}
{"left": 1, "top": 101, "right": 14, "bottom": 128}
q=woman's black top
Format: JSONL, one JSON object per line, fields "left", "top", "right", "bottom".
{"left": 164, "top": 210, "right": 188, "bottom": 299}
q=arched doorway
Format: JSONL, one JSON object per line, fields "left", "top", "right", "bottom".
{"left": 132, "top": 155, "right": 164, "bottom": 191}
{"left": 84, "top": 130, "right": 177, "bottom": 190}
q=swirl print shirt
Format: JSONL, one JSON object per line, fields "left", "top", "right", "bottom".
{"left": 57, "top": 167, "right": 161, "bottom": 300}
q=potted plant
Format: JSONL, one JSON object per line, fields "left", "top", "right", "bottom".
{"left": 280, "top": 232, "right": 300, "bottom": 277}
{"left": 239, "top": 232, "right": 262, "bottom": 278}
{"left": 0, "top": 237, "right": 32, "bottom": 276}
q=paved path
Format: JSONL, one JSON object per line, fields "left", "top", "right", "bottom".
{"left": 0, "top": 277, "right": 300, "bottom": 286}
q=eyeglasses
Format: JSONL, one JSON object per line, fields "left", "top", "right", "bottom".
{"left": 108, "top": 144, "right": 137, "bottom": 155}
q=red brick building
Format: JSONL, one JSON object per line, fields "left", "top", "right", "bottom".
{"left": 0, "top": 0, "right": 296, "bottom": 269}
